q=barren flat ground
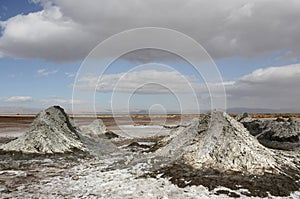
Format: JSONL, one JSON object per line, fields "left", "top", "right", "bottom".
{"left": 1, "top": 113, "right": 299, "bottom": 146}
{"left": 0, "top": 114, "right": 198, "bottom": 137}
{"left": 1, "top": 113, "right": 299, "bottom": 135}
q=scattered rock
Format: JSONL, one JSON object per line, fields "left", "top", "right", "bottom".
{"left": 72, "top": 175, "right": 79, "bottom": 181}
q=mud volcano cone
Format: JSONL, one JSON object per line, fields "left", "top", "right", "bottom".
{"left": 80, "top": 119, "right": 119, "bottom": 139}
{"left": 156, "top": 110, "right": 277, "bottom": 174}
{"left": 0, "top": 106, "right": 87, "bottom": 154}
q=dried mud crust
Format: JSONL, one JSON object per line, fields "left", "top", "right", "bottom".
{"left": 0, "top": 157, "right": 83, "bottom": 195}
{"left": 149, "top": 163, "right": 300, "bottom": 198}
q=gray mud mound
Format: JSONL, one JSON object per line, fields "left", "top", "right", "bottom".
{"left": 155, "top": 111, "right": 277, "bottom": 173}
{"left": 80, "top": 119, "right": 119, "bottom": 139}
{"left": 147, "top": 111, "right": 300, "bottom": 197}
{"left": 235, "top": 112, "right": 251, "bottom": 122}
{"left": 241, "top": 115, "right": 300, "bottom": 150}
{"left": 0, "top": 106, "right": 87, "bottom": 155}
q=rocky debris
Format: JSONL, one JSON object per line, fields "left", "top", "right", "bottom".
{"left": 80, "top": 119, "right": 119, "bottom": 139}
{"left": 154, "top": 111, "right": 278, "bottom": 174}
{"left": 240, "top": 115, "right": 300, "bottom": 150}
{"left": 0, "top": 106, "right": 87, "bottom": 155}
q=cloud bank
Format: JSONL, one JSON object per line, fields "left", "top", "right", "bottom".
{"left": 1, "top": 0, "right": 300, "bottom": 61}
{"left": 77, "top": 70, "right": 199, "bottom": 94}
{"left": 76, "top": 64, "right": 300, "bottom": 110}
{"left": 226, "top": 64, "right": 300, "bottom": 109}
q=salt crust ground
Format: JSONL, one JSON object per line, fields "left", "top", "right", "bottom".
{"left": 1, "top": 157, "right": 299, "bottom": 199}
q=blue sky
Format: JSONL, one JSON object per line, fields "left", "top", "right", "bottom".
{"left": 0, "top": 0, "right": 42, "bottom": 21}
{"left": 0, "top": 0, "right": 300, "bottom": 114}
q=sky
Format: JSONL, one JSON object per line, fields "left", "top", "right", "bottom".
{"left": 0, "top": 0, "right": 300, "bottom": 114}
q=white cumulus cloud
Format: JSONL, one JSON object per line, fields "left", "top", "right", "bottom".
{"left": 0, "top": 0, "right": 300, "bottom": 61}
{"left": 37, "top": 68, "right": 58, "bottom": 76}
{"left": 2, "top": 96, "right": 34, "bottom": 103}
{"left": 77, "top": 70, "right": 201, "bottom": 94}
{"left": 226, "top": 64, "right": 300, "bottom": 109}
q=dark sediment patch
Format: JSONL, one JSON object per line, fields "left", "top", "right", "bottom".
{"left": 0, "top": 137, "right": 17, "bottom": 145}
{"left": 258, "top": 139, "right": 300, "bottom": 151}
{"left": 215, "top": 190, "right": 240, "bottom": 198}
{"left": 101, "top": 131, "right": 119, "bottom": 139}
{"left": 0, "top": 148, "right": 90, "bottom": 161}
{"left": 124, "top": 142, "right": 153, "bottom": 152}
{"left": 149, "top": 163, "right": 300, "bottom": 197}
{"left": 127, "top": 142, "right": 151, "bottom": 148}
{"left": 112, "top": 136, "right": 165, "bottom": 147}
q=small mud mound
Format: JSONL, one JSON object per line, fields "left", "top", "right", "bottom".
{"left": 0, "top": 106, "right": 87, "bottom": 155}
{"left": 235, "top": 112, "right": 251, "bottom": 122}
{"left": 80, "top": 119, "right": 119, "bottom": 139}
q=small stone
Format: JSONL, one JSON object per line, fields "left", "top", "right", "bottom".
{"left": 72, "top": 175, "right": 79, "bottom": 180}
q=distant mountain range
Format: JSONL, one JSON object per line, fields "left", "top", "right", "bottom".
{"left": 0, "top": 106, "right": 299, "bottom": 115}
